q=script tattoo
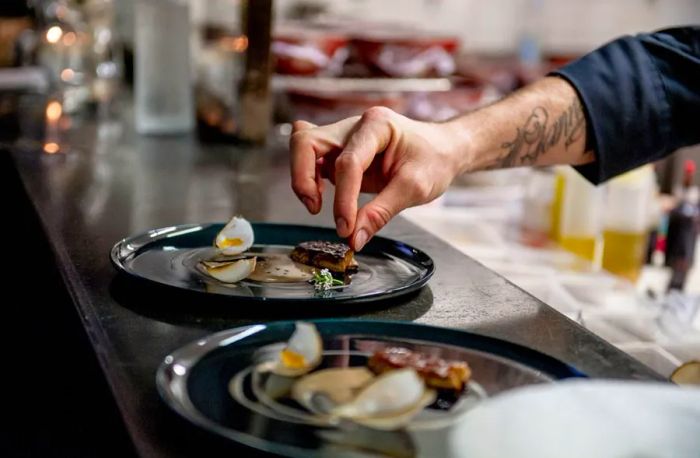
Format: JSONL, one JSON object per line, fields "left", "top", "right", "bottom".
{"left": 500, "top": 99, "right": 585, "bottom": 167}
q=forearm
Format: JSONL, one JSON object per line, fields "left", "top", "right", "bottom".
{"left": 445, "top": 76, "right": 595, "bottom": 174}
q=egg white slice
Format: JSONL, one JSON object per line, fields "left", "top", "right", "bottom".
{"left": 273, "top": 322, "right": 323, "bottom": 377}
{"left": 202, "top": 257, "right": 256, "bottom": 283}
{"left": 331, "top": 368, "right": 435, "bottom": 430}
{"left": 215, "top": 216, "right": 254, "bottom": 255}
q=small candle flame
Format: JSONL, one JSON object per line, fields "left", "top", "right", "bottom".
{"left": 46, "top": 101, "right": 62, "bottom": 122}
{"left": 219, "top": 35, "right": 248, "bottom": 53}
{"left": 46, "top": 26, "right": 63, "bottom": 44}
{"left": 43, "top": 142, "right": 60, "bottom": 154}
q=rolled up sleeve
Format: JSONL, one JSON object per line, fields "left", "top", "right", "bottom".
{"left": 551, "top": 27, "right": 700, "bottom": 184}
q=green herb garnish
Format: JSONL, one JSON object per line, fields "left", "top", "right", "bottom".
{"left": 310, "top": 269, "right": 343, "bottom": 291}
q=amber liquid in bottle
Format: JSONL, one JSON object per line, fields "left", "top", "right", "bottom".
{"left": 602, "top": 230, "right": 647, "bottom": 281}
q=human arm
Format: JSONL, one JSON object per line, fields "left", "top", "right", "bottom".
{"left": 289, "top": 27, "right": 700, "bottom": 250}
{"left": 289, "top": 76, "right": 591, "bottom": 250}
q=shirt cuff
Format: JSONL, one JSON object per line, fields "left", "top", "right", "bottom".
{"left": 550, "top": 35, "right": 669, "bottom": 184}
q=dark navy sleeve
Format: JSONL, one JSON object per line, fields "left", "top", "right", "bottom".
{"left": 551, "top": 27, "right": 700, "bottom": 184}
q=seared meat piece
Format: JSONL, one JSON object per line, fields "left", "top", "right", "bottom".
{"left": 368, "top": 347, "right": 471, "bottom": 392}
{"left": 290, "top": 241, "right": 357, "bottom": 273}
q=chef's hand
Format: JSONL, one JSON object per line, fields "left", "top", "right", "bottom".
{"left": 289, "top": 78, "right": 593, "bottom": 251}
{"left": 289, "top": 107, "right": 466, "bottom": 251}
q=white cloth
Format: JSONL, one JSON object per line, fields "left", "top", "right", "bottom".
{"left": 444, "top": 380, "right": 700, "bottom": 458}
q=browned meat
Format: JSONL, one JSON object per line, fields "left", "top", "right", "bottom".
{"left": 368, "top": 347, "right": 471, "bottom": 392}
{"left": 290, "top": 241, "right": 357, "bottom": 273}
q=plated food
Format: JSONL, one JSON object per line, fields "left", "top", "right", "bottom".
{"left": 198, "top": 216, "right": 357, "bottom": 291}
{"left": 369, "top": 347, "right": 471, "bottom": 392}
{"left": 243, "top": 321, "right": 473, "bottom": 431}
{"left": 200, "top": 257, "right": 257, "bottom": 283}
{"left": 214, "top": 215, "right": 255, "bottom": 255}
{"left": 290, "top": 240, "right": 358, "bottom": 274}
{"left": 112, "top": 221, "right": 434, "bottom": 303}
{"left": 157, "top": 320, "right": 583, "bottom": 456}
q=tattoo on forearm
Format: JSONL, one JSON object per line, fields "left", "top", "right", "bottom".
{"left": 500, "top": 99, "right": 585, "bottom": 167}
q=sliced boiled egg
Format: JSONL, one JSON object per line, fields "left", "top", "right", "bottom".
{"left": 331, "top": 368, "right": 435, "bottom": 430}
{"left": 215, "top": 216, "right": 254, "bottom": 255}
{"left": 201, "top": 257, "right": 256, "bottom": 283}
{"left": 291, "top": 367, "right": 375, "bottom": 413}
{"left": 272, "top": 322, "right": 323, "bottom": 377}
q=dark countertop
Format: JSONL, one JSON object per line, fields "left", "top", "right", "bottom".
{"left": 6, "top": 107, "right": 662, "bottom": 457}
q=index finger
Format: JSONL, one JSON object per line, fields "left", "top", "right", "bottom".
{"left": 333, "top": 110, "right": 392, "bottom": 237}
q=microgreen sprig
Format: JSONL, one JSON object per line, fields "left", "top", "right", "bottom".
{"left": 310, "top": 268, "right": 343, "bottom": 291}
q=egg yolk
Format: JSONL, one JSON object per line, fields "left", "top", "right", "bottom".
{"left": 280, "top": 348, "right": 306, "bottom": 369}
{"left": 219, "top": 237, "right": 243, "bottom": 248}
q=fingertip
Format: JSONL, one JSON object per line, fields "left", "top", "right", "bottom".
{"left": 350, "top": 211, "right": 371, "bottom": 251}
{"left": 301, "top": 197, "right": 314, "bottom": 213}
{"left": 305, "top": 193, "right": 326, "bottom": 214}
{"left": 335, "top": 216, "right": 351, "bottom": 238}
{"left": 353, "top": 228, "right": 369, "bottom": 251}
{"left": 334, "top": 209, "right": 357, "bottom": 239}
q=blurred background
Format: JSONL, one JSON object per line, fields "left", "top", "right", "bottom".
{"left": 1, "top": 0, "right": 699, "bottom": 378}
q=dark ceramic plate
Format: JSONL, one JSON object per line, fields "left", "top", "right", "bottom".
{"left": 110, "top": 223, "right": 434, "bottom": 304}
{"left": 156, "top": 320, "right": 585, "bottom": 458}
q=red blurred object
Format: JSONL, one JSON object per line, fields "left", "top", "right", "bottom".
{"left": 684, "top": 159, "right": 696, "bottom": 178}
{"left": 656, "top": 235, "right": 666, "bottom": 254}
{"left": 351, "top": 32, "right": 459, "bottom": 78}
{"left": 273, "top": 25, "right": 349, "bottom": 76}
